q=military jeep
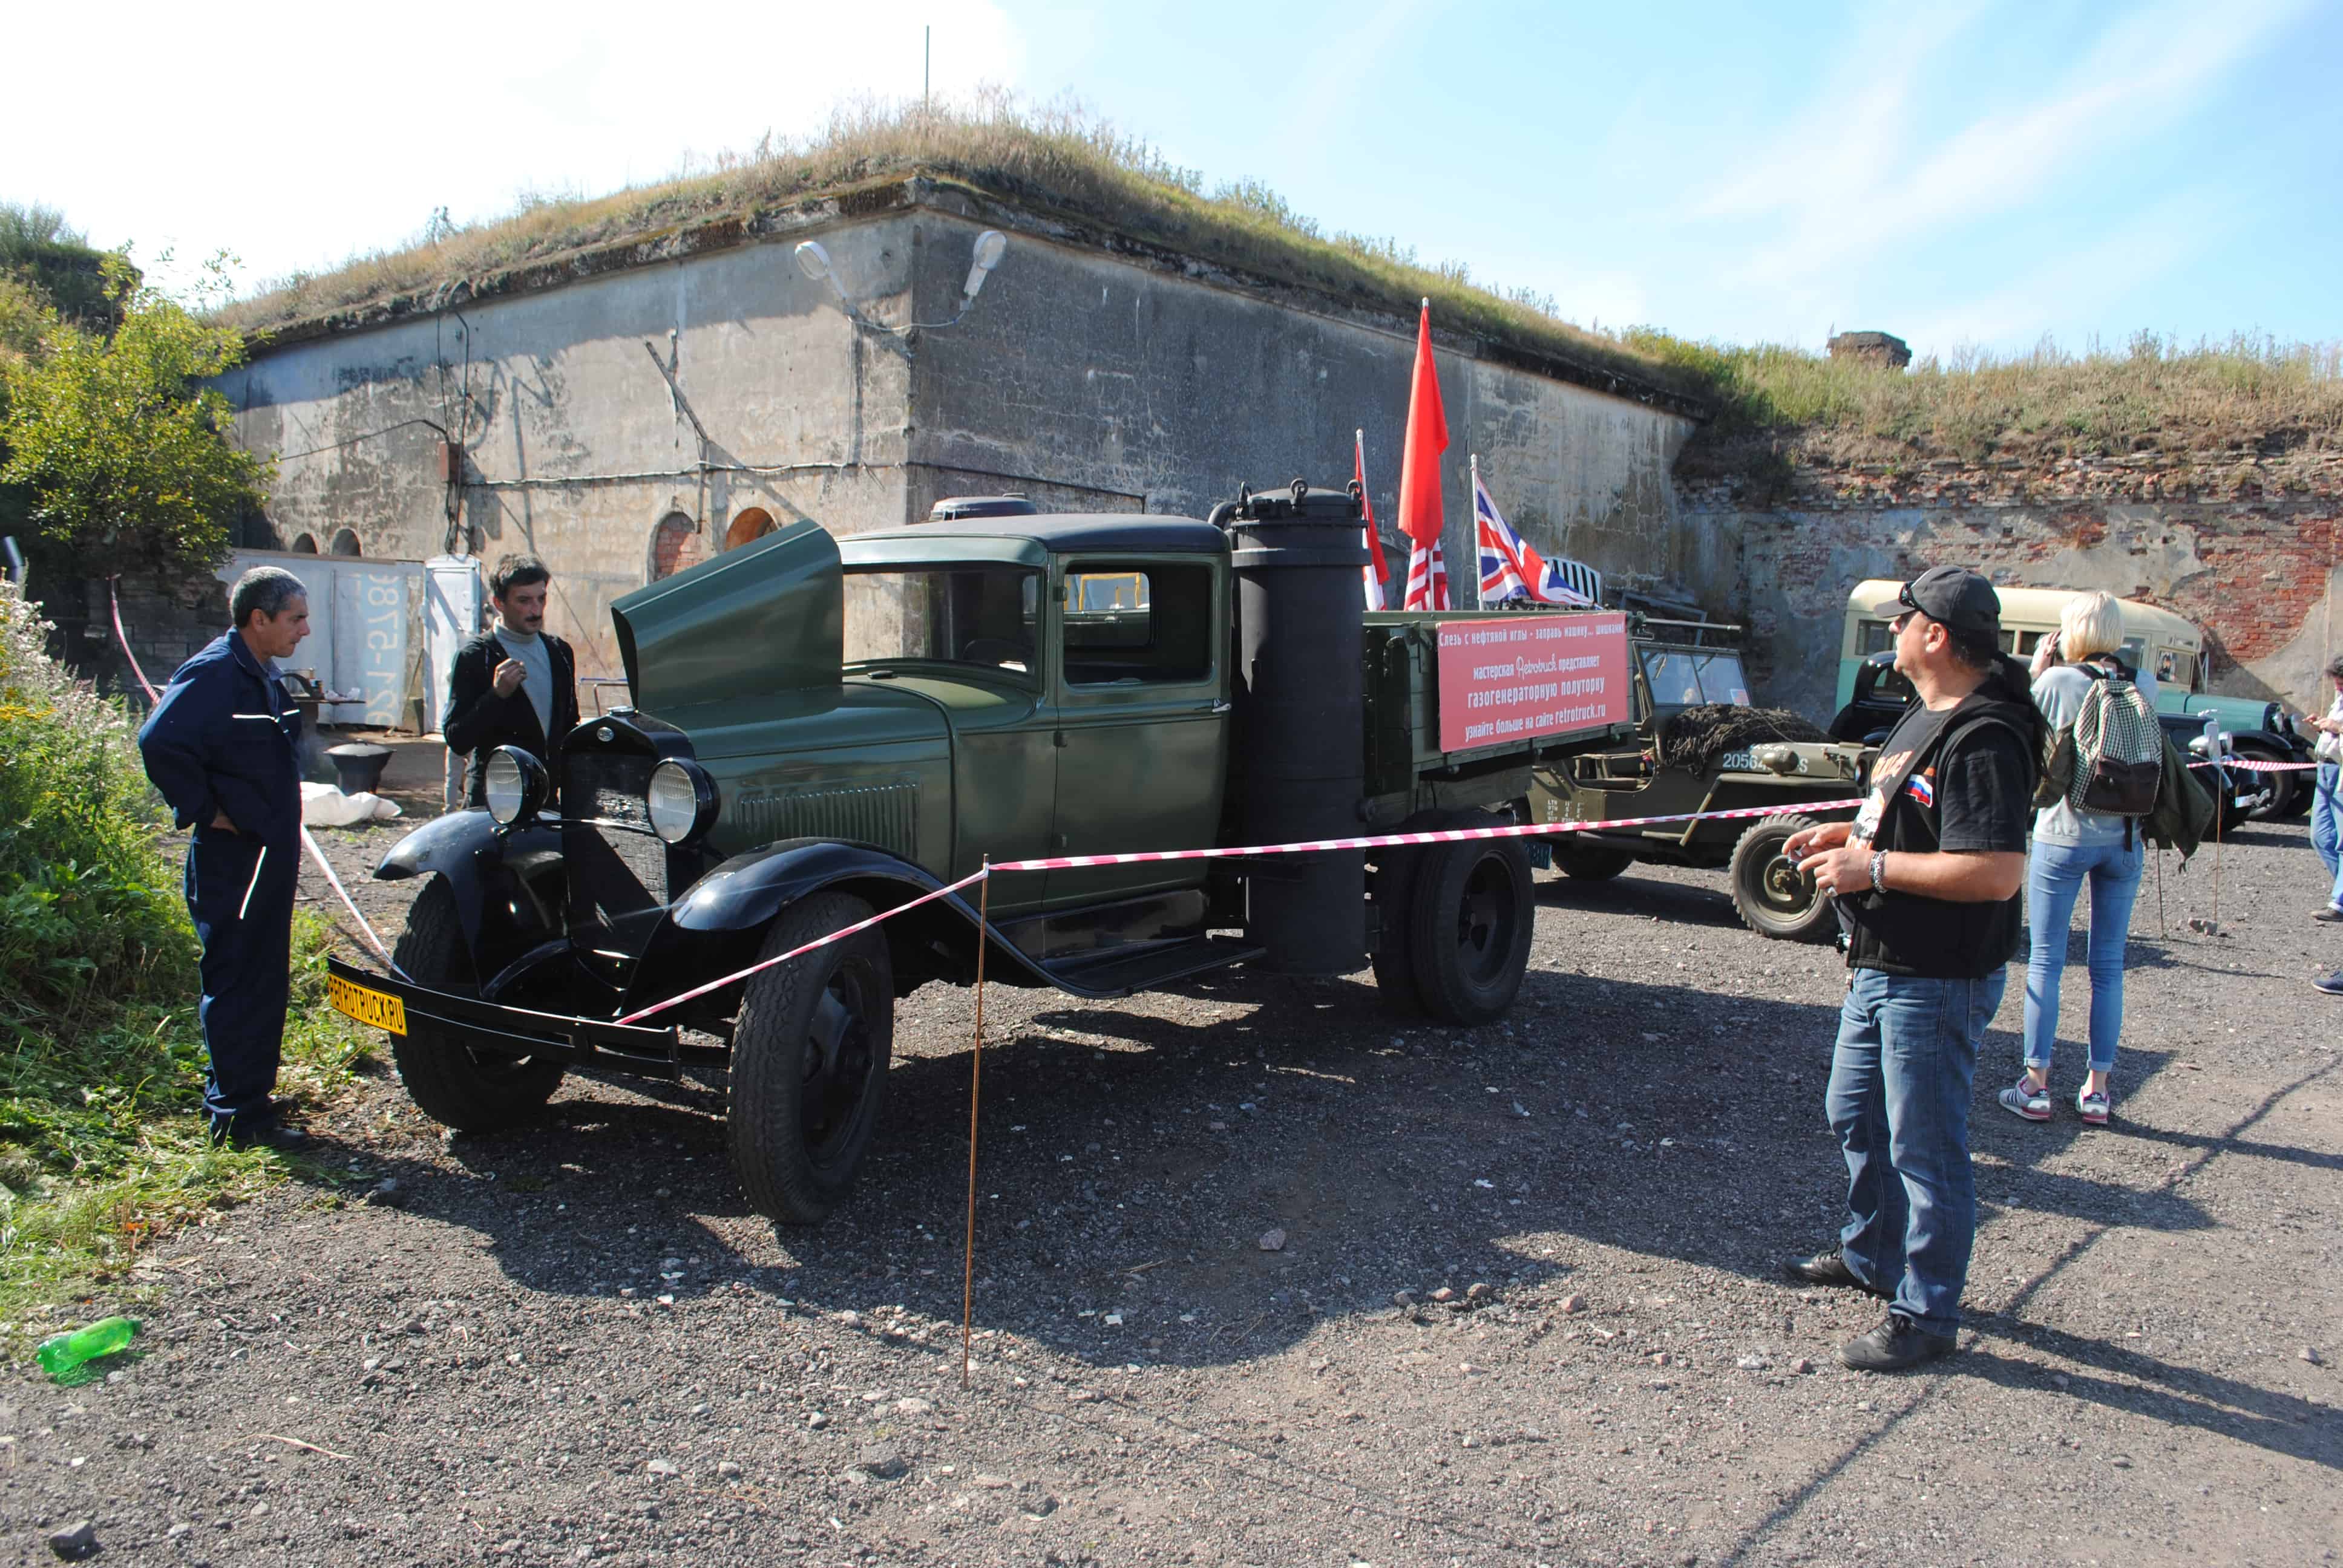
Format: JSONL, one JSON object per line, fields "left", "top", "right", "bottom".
{"left": 1525, "top": 619, "right": 1874, "bottom": 940}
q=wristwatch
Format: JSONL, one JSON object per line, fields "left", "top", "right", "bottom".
{"left": 1869, "top": 849, "right": 1888, "bottom": 893}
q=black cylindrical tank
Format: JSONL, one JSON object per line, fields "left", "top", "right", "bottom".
{"left": 1224, "top": 480, "right": 1370, "bottom": 975}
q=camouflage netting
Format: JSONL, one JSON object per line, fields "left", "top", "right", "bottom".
{"left": 1657, "top": 705, "right": 1830, "bottom": 772}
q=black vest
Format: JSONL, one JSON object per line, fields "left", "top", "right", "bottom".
{"left": 1841, "top": 684, "right": 2038, "bottom": 979}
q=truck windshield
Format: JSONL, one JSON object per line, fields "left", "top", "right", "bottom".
{"left": 844, "top": 566, "right": 1041, "bottom": 674}
{"left": 1639, "top": 648, "right": 1751, "bottom": 709}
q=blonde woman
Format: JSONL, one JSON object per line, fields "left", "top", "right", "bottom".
{"left": 2005, "top": 592, "right": 2157, "bottom": 1126}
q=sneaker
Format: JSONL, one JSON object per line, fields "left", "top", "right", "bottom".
{"left": 2076, "top": 1085, "right": 2110, "bottom": 1126}
{"left": 1781, "top": 1247, "right": 1890, "bottom": 1298}
{"left": 2314, "top": 906, "right": 2343, "bottom": 923}
{"left": 2315, "top": 972, "right": 2343, "bottom": 996}
{"left": 1997, "top": 1076, "right": 2053, "bottom": 1122}
{"left": 1840, "top": 1312, "right": 1958, "bottom": 1371}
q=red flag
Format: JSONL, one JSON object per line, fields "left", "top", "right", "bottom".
{"left": 1356, "top": 428, "right": 1389, "bottom": 610}
{"left": 1396, "top": 300, "right": 1448, "bottom": 550}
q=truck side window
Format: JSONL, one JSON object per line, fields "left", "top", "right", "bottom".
{"left": 1063, "top": 564, "right": 1212, "bottom": 686}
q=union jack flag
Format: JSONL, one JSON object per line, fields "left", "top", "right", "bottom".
{"left": 1402, "top": 540, "right": 1447, "bottom": 611}
{"left": 1474, "top": 470, "right": 1597, "bottom": 607}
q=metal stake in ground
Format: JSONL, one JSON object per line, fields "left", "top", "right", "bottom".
{"left": 961, "top": 858, "right": 992, "bottom": 1391}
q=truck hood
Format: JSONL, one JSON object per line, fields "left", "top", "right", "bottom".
{"left": 609, "top": 519, "right": 842, "bottom": 713}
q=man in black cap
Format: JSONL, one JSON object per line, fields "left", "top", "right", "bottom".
{"left": 1780, "top": 566, "right": 2043, "bottom": 1369}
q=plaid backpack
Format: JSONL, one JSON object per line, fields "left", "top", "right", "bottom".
{"left": 2065, "top": 664, "right": 2162, "bottom": 818}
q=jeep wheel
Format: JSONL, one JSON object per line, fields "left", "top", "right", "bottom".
{"left": 1408, "top": 829, "right": 1535, "bottom": 1024}
{"left": 1368, "top": 848, "right": 1425, "bottom": 1014}
{"left": 727, "top": 892, "right": 895, "bottom": 1226}
{"left": 388, "top": 878, "right": 566, "bottom": 1131}
{"left": 1552, "top": 840, "right": 1634, "bottom": 880}
{"left": 1729, "top": 814, "right": 1835, "bottom": 942}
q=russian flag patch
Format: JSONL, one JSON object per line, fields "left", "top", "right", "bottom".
{"left": 1906, "top": 773, "right": 1936, "bottom": 808}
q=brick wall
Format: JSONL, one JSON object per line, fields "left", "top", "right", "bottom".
{"left": 1690, "top": 451, "right": 2343, "bottom": 722}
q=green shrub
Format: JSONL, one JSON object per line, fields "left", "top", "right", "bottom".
{"left": 0, "top": 583, "right": 366, "bottom": 1321}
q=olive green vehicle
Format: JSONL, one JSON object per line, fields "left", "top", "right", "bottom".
{"left": 1525, "top": 621, "right": 1875, "bottom": 941}
{"left": 326, "top": 489, "right": 1636, "bottom": 1225}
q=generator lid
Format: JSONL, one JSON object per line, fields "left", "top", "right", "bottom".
{"left": 609, "top": 519, "right": 842, "bottom": 712}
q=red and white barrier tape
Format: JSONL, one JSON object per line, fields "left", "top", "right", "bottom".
{"left": 299, "top": 826, "right": 411, "bottom": 981}
{"left": 608, "top": 798, "right": 1863, "bottom": 1025}
{"left": 2188, "top": 757, "right": 2321, "bottom": 772}
{"left": 615, "top": 867, "right": 992, "bottom": 1025}
{"left": 984, "top": 797, "right": 1866, "bottom": 872}
{"left": 110, "top": 578, "right": 161, "bottom": 705}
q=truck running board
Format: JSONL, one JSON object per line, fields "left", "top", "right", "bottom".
{"left": 1038, "top": 935, "right": 1265, "bottom": 998}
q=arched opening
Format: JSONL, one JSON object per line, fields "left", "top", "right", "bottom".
{"left": 290, "top": 533, "right": 320, "bottom": 554}
{"left": 725, "top": 507, "right": 777, "bottom": 550}
{"left": 330, "top": 528, "right": 362, "bottom": 557}
{"left": 650, "top": 512, "right": 703, "bottom": 581}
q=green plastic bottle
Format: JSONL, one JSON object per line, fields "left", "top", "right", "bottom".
{"left": 34, "top": 1316, "right": 139, "bottom": 1379}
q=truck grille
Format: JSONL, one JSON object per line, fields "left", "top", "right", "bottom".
{"left": 562, "top": 751, "right": 666, "bottom": 971}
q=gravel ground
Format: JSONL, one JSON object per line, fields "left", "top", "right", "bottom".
{"left": 4, "top": 800, "right": 2337, "bottom": 1568}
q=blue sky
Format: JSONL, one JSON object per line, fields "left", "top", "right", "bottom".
{"left": 10, "top": 0, "right": 2336, "bottom": 359}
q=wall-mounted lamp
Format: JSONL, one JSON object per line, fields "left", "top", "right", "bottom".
{"left": 796, "top": 230, "right": 1010, "bottom": 336}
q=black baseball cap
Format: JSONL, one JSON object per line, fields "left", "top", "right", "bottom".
{"left": 1873, "top": 566, "right": 2002, "bottom": 636}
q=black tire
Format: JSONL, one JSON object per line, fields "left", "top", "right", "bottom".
{"left": 2230, "top": 743, "right": 2298, "bottom": 821}
{"left": 1368, "top": 848, "right": 1424, "bottom": 1014}
{"left": 727, "top": 892, "right": 895, "bottom": 1226}
{"left": 2209, "top": 765, "right": 2258, "bottom": 837}
{"left": 1407, "top": 829, "right": 1535, "bottom": 1025}
{"left": 388, "top": 878, "right": 565, "bottom": 1131}
{"left": 1552, "top": 840, "right": 1634, "bottom": 881}
{"left": 1729, "top": 814, "right": 1837, "bottom": 942}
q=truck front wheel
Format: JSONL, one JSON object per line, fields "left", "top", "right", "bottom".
{"left": 1408, "top": 834, "right": 1535, "bottom": 1024}
{"left": 727, "top": 892, "right": 896, "bottom": 1227}
{"left": 1729, "top": 814, "right": 1836, "bottom": 941}
{"left": 388, "top": 878, "right": 566, "bottom": 1131}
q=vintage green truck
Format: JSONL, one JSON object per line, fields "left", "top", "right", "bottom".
{"left": 326, "top": 485, "right": 1639, "bottom": 1223}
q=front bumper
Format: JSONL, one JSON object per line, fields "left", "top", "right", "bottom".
{"left": 325, "top": 956, "right": 725, "bottom": 1081}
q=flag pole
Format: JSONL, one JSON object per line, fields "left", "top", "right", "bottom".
{"left": 1469, "top": 454, "right": 1485, "bottom": 611}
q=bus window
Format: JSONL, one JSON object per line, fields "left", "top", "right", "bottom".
{"left": 1855, "top": 618, "right": 1895, "bottom": 656}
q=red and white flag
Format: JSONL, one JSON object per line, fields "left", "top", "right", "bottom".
{"left": 1356, "top": 428, "right": 1390, "bottom": 610}
{"left": 1396, "top": 299, "right": 1449, "bottom": 610}
{"left": 1403, "top": 538, "right": 1447, "bottom": 610}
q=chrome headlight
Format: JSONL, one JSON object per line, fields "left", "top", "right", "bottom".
{"left": 646, "top": 758, "right": 719, "bottom": 846}
{"left": 484, "top": 746, "right": 549, "bottom": 825}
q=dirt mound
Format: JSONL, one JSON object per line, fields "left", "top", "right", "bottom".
{"left": 1657, "top": 704, "right": 1829, "bottom": 771}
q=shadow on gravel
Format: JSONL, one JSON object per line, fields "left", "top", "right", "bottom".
{"left": 282, "top": 958, "right": 2258, "bottom": 1382}
{"left": 1536, "top": 869, "right": 1746, "bottom": 931}
{"left": 1959, "top": 1324, "right": 2342, "bottom": 1471}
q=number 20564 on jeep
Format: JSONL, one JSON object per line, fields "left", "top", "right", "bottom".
{"left": 327, "top": 483, "right": 1638, "bottom": 1224}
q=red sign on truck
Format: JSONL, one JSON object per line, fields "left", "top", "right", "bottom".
{"left": 1435, "top": 612, "right": 1631, "bottom": 753}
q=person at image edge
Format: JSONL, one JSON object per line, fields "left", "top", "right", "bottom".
{"left": 1782, "top": 566, "right": 2043, "bottom": 1371}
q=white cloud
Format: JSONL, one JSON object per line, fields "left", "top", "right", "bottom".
{"left": 1700, "top": 0, "right": 2310, "bottom": 302}
{"left": 7, "top": 0, "right": 1027, "bottom": 292}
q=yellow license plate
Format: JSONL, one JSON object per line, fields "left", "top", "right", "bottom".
{"left": 328, "top": 973, "right": 407, "bottom": 1036}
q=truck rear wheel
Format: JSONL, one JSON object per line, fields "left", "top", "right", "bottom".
{"left": 1552, "top": 840, "right": 1634, "bottom": 880}
{"left": 1729, "top": 814, "right": 1835, "bottom": 942}
{"left": 727, "top": 892, "right": 895, "bottom": 1227}
{"left": 388, "top": 878, "right": 566, "bottom": 1131}
{"left": 1408, "top": 832, "right": 1535, "bottom": 1024}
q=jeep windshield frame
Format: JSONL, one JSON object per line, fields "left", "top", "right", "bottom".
{"left": 1637, "top": 645, "right": 1753, "bottom": 717}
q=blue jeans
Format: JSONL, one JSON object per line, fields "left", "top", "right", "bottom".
{"left": 1826, "top": 967, "right": 2004, "bottom": 1336}
{"left": 2022, "top": 837, "right": 2145, "bottom": 1076}
{"left": 2311, "top": 763, "right": 2343, "bottom": 910}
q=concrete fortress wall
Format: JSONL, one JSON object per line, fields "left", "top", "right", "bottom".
{"left": 224, "top": 183, "right": 1705, "bottom": 688}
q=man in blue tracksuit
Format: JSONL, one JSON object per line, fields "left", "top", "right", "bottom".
{"left": 138, "top": 566, "right": 313, "bottom": 1148}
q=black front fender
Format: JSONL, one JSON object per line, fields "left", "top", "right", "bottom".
{"left": 374, "top": 808, "right": 563, "bottom": 976}
{"left": 624, "top": 840, "right": 1055, "bottom": 1015}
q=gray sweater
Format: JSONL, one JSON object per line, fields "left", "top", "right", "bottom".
{"left": 2031, "top": 659, "right": 2160, "bottom": 845}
